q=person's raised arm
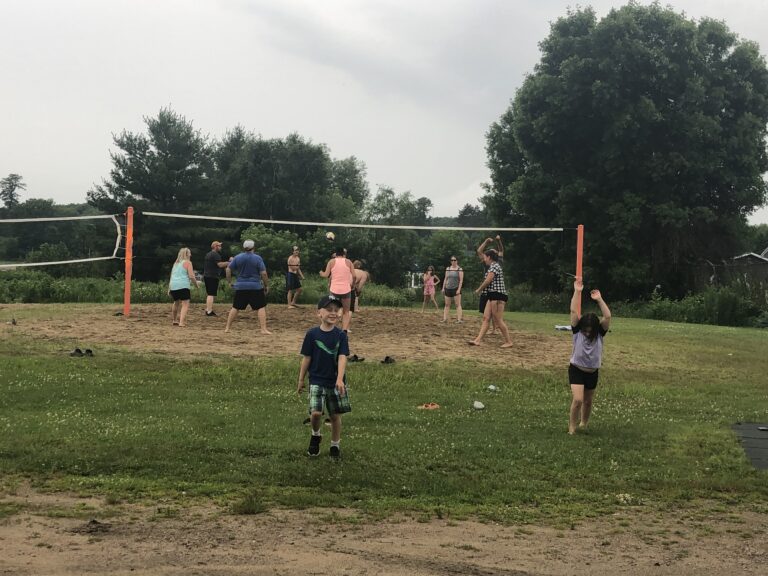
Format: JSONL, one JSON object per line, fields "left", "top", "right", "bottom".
{"left": 570, "top": 279, "right": 583, "bottom": 326}
{"left": 591, "top": 289, "right": 611, "bottom": 331}
{"left": 477, "top": 237, "right": 492, "bottom": 258}
{"left": 495, "top": 235, "right": 504, "bottom": 258}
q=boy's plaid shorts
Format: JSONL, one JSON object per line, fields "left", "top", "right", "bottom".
{"left": 308, "top": 384, "right": 351, "bottom": 416}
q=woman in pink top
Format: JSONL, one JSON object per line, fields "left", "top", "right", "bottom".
{"left": 320, "top": 247, "right": 355, "bottom": 332}
{"left": 421, "top": 265, "right": 440, "bottom": 312}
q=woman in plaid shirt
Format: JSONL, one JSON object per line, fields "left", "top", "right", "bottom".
{"left": 468, "top": 250, "right": 513, "bottom": 347}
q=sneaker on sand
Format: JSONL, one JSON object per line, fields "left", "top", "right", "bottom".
{"left": 308, "top": 435, "right": 322, "bottom": 456}
{"left": 205, "top": 311, "right": 217, "bottom": 317}
{"left": 329, "top": 445, "right": 341, "bottom": 459}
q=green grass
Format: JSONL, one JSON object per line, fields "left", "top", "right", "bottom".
{"left": 0, "top": 310, "right": 767, "bottom": 524}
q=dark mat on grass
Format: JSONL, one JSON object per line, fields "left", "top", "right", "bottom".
{"left": 732, "top": 423, "right": 768, "bottom": 470}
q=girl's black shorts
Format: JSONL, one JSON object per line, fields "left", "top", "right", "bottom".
{"left": 568, "top": 364, "right": 599, "bottom": 390}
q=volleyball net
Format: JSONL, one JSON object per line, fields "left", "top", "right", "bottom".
{"left": 0, "top": 213, "right": 124, "bottom": 269}
{"left": 0, "top": 207, "right": 584, "bottom": 316}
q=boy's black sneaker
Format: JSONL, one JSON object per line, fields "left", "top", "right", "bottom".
{"left": 307, "top": 435, "right": 322, "bottom": 456}
{"left": 205, "top": 311, "right": 217, "bottom": 317}
{"left": 329, "top": 445, "right": 341, "bottom": 459}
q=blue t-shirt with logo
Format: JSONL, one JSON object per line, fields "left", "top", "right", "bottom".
{"left": 300, "top": 326, "right": 350, "bottom": 388}
{"left": 228, "top": 252, "right": 266, "bottom": 290}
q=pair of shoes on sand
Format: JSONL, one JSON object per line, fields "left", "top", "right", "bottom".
{"left": 348, "top": 354, "right": 365, "bottom": 363}
{"left": 70, "top": 348, "right": 94, "bottom": 357}
{"left": 381, "top": 355, "right": 395, "bottom": 364}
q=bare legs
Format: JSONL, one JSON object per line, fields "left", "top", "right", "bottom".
{"left": 205, "top": 294, "right": 215, "bottom": 314}
{"left": 469, "top": 300, "right": 512, "bottom": 347}
{"left": 310, "top": 412, "right": 342, "bottom": 443}
{"left": 171, "top": 300, "right": 190, "bottom": 326}
{"left": 224, "top": 307, "right": 272, "bottom": 334}
{"left": 288, "top": 287, "right": 302, "bottom": 307}
{"left": 341, "top": 297, "right": 351, "bottom": 332}
{"left": 443, "top": 295, "right": 464, "bottom": 322}
{"left": 224, "top": 308, "right": 238, "bottom": 332}
{"left": 569, "top": 385, "right": 595, "bottom": 434}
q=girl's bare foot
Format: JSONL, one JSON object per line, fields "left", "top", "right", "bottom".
{"left": 500, "top": 342, "right": 514, "bottom": 348}
{"left": 261, "top": 329, "right": 273, "bottom": 335}
{"left": 467, "top": 340, "right": 480, "bottom": 346}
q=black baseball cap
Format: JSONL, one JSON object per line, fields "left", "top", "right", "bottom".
{"left": 317, "top": 295, "right": 342, "bottom": 309}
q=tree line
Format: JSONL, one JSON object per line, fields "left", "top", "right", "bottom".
{"left": 2, "top": 3, "right": 768, "bottom": 302}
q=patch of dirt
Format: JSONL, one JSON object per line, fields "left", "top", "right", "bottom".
{"left": 1, "top": 487, "right": 765, "bottom": 575}
{"left": 7, "top": 303, "right": 570, "bottom": 368}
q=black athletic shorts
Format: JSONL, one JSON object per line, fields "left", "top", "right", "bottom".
{"left": 232, "top": 289, "right": 267, "bottom": 311}
{"left": 444, "top": 287, "right": 458, "bottom": 298}
{"left": 204, "top": 276, "right": 220, "bottom": 296}
{"left": 568, "top": 364, "right": 599, "bottom": 390}
{"left": 486, "top": 291, "right": 508, "bottom": 302}
{"left": 286, "top": 272, "right": 302, "bottom": 291}
{"left": 170, "top": 288, "right": 191, "bottom": 301}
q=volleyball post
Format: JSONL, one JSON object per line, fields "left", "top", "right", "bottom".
{"left": 575, "top": 224, "right": 584, "bottom": 316}
{"left": 123, "top": 206, "right": 134, "bottom": 317}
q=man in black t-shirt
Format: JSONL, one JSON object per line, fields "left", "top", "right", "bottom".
{"left": 203, "top": 241, "right": 230, "bottom": 316}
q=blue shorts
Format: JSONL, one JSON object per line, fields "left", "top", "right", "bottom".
{"left": 286, "top": 272, "right": 302, "bottom": 291}
{"left": 308, "top": 384, "right": 351, "bottom": 416}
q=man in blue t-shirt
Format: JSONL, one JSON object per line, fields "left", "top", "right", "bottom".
{"left": 224, "top": 239, "right": 271, "bottom": 334}
{"left": 297, "top": 295, "right": 351, "bottom": 459}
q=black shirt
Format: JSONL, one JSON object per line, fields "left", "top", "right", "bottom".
{"left": 204, "top": 250, "right": 223, "bottom": 278}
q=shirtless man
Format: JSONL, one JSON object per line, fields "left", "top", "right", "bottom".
{"left": 286, "top": 245, "right": 304, "bottom": 308}
{"left": 352, "top": 260, "right": 370, "bottom": 312}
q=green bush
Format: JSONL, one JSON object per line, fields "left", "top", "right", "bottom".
{"left": 0, "top": 269, "right": 412, "bottom": 308}
{"left": 615, "top": 286, "right": 761, "bottom": 327}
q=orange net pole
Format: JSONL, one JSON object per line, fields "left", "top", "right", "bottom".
{"left": 575, "top": 224, "right": 584, "bottom": 316}
{"left": 123, "top": 206, "right": 134, "bottom": 317}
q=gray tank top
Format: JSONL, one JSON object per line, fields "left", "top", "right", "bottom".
{"left": 444, "top": 267, "right": 461, "bottom": 290}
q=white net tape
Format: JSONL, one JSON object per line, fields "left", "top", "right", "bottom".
{"left": 0, "top": 214, "right": 123, "bottom": 269}
{"left": 142, "top": 211, "right": 565, "bottom": 232}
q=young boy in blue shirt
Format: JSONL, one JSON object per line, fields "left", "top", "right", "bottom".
{"left": 297, "top": 295, "right": 351, "bottom": 458}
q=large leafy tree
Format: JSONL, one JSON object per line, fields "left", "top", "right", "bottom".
{"left": 484, "top": 4, "right": 768, "bottom": 298}
{"left": 87, "top": 107, "right": 215, "bottom": 279}
{"left": 88, "top": 107, "right": 213, "bottom": 213}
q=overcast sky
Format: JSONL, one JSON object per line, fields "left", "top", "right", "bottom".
{"left": 1, "top": 0, "right": 767, "bottom": 225}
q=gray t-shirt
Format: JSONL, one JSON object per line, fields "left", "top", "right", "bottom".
{"left": 569, "top": 325, "right": 607, "bottom": 369}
